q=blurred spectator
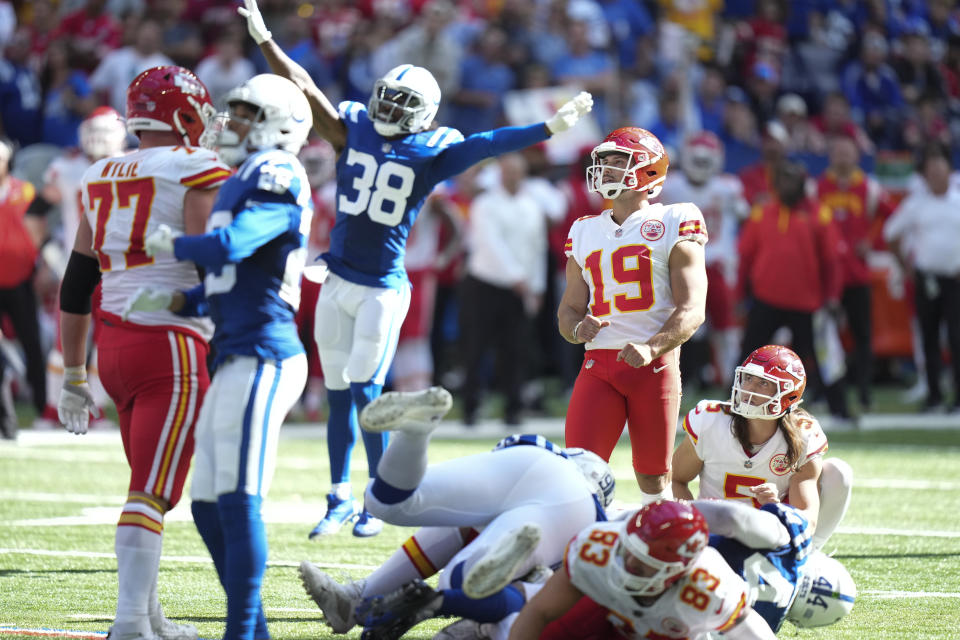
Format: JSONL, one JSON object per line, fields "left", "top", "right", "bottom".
{"left": 597, "top": 0, "right": 655, "bottom": 68}
{"left": 0, "top": 139, "right": 46, "bottom": 416}
{"left": 738, "top": 120, "right": 788, "bottom": 207}
{"left": 719, "top": 86, "right": 761, "bottom": 173}
{"left": 658, "top": 0, "right": 723, "bottom": 62}
{"left": 785, "top": 5, "right": 855, "bottom": 98}
{"left": 694, "top": 63, "right": 727, "bottom": 135}
{"left": 195, "top": 30, "right": 257, "bottom": 109}
{"left": 372, "top": 0, "right": 463, "bottom": 115}
{"left": 924, "top": 0, "right": 958, "bottom": 62}
{"left": 25, "top": 1, "right": 59, "bottom": 63}
{"left": 883, "top": 143, "right": 960, "bottom": 412}
{"left": 660, "top": 131, "right": 748, "bottom": 387}
{"left": 0, "top": 0, "right": 15, "bottom": 52}
{"left": 745, "top": 58, "right": 780, "bottom": 123}
{"left": 0, "top": 29, "right": 43, "bottom": 148}
{"left": 737, "top": 160, "right": 848, "bottom": 420}
{"left": 89, "top": 18, "right": 173, "bottom": 113}
{"left": 311, "top": 0, "right": 364, "bottom": 61}
{"left": 153, "top": 0, "right": 204, "bottom": 69}
{"left": 392, "top": 196, "right": 464, "bottom": 392}
{"left": 251, "top": 11, "right": 332, "bottom": 90}
{"left": 447, "top": 26, "right": 515, "bottom": 136}
{"left": 734, "top": 0, "right": 788, "bottom": 75}
{"left": 52, "top": 0, "right": 122, "bottom": 72}
{"left": 40, "top": 40, "right": 95, "bottom": 148}
{"left": 777, "top": 93, "right": 826, "bottom": 155}
{"left": 903, "top": 93, "right": 953, "bottom": 153}
{"left": 810, "top": 91, "right": 874, "bottom": 156}
{"left": 550, "top": 10, "right": 616, "bottom": 130}
{"left": 841, "top": 31, "right": 905, "bottom": 149}
{"left": 460, "top": 153, "right": 549, "bottom": 425}
{"left": 891, "top": 18, "right": 946, "bottom": 106}
{"left": 647, "top": 81, "right": 692, "bottom": 160}
{"left": 817, "top": 135, "right": 895, "bottom": 411}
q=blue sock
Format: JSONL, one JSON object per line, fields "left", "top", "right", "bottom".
{"left": 350, "top": 381, "right": 388, "bottom": 477}
{"left": 191, "top": 500, "right": 226, "bottom": 583}
{"left": 326, "top": 388, "right": 357, "bottom": 485}
{"left": 436, "top": 585, "right": 526, "bottom": 623}
{"left": 218, "top": 492, "right": 267, "bottom": 640}
{"left": 192, "top": 500, "right": 269, "bottom": 638}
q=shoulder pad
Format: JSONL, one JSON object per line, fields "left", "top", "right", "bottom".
{"left": 338, "top": 101, "right": 366, "bottom": 123}
{"left": 423, "top": 126, "right": 464, "bottom": 149}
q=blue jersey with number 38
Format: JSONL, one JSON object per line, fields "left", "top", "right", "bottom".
{"left": 324, "top": 101, "right": 549, "bottom": 289}
{"left": 174, "top": 149, "right": 312, "bottom": 368}
{"left": 710, "top": 503, "right": 813, "bottom": 632}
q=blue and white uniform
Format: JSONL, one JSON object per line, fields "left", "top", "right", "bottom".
{"left": 710, "top": 502, "right": 813, "bottom": 632}
{"left": 172, "top": 148, "right": 311, "bottom": 640}
{"left": 316, "top": 100, "right": 549, "bottom": 492}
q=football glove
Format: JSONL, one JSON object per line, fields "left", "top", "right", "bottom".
{"left": 144, "top": 224, "right": 181, "bottom": 257}
{"left": 58, "top": 366, "right": 99, "bottom": 435}
{"left": 545, "top": 91, "right": 593, "bottom": 135}
{"left": 122, "top": 286, "right": 174, "bottom": 320}
{"left": 238, "top": 0, "right": 272, "bottom": 44}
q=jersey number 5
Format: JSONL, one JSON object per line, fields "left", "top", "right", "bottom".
{"left": 87, "top": 178, "right": 156, "bottom": 270}
{"left": 338, "top": 149, "right": 415, "bottom": 226}
{"left": 583, "top": 245, "right": 655, "bottom": 317}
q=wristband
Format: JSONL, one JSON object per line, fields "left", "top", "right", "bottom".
{"left": 572, "top": 321, "right": 583, "bottom": 343}
{"left": 63, "top": 365, "right": 87, "bottom": 382}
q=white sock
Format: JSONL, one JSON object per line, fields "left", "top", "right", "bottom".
{"left": 114, "top": 499, "right": 164, "bottom": 630}
{"left": 332, "top": 482, "right": 352, "bottom": 500}
{"left": 814, "top": 458, "right": 853, "bottom": 549}
{"left": 375, "top": 432, "right": 430, "bottom": 491}
{"left": 640, "top": 485, "right": 673, "bottom": 505}
{"left": 363, "top": 527, "right": 465, "bottom": 597}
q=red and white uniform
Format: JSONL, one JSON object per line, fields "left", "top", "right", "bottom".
{"left": 80, "top": 145, "right": 230, "bottom": 504}
{"left": 550, "top": 522, "right": 749, "bottom": 640}
{"left": 563, "top": 203, "right": 707, "bottom": 475}
{"left": 681, "top": 400, "right": 829, "bottom": 506}
{"left": 661, "top": 174, "right": 746, "bottom": 331}
{"left": 45, "top": 150, "right": 93, "bottom": 251}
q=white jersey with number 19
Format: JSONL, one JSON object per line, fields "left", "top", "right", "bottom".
{"left": 564, "top": 202, "right": 707, "bottom": 350}
{"left": 80, "top": 145, "right": 232, "bottom": 339}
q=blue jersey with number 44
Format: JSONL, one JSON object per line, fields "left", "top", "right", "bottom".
{"left": 710, "top": 503, "right": 813, "bottom": 632}
{"left": 174, "top": 149, "right": 312, "bottom": 368}
{"left": 324, "top": 101, "right": 549, "bottom": 289}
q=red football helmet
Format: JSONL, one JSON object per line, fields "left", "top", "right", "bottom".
{"left": 586, "top": 127, "right": 669, "bottom": 199}
{"left": 79, "top": 106, "right": 126, "bottom": 160}
{"left": 681, "top": 130, "right": 724, "bottom": 184}
{"left": 731, "top": 345, "right": 807, "bottom": 419}
{"left": 125, "top": 66, "right": 215, "bottom": 146}
{"left": 611, "top": 501, "right": 709, "bottom": 596}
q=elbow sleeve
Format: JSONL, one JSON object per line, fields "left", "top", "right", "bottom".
{"left": 59, "top": 251, "right": 102, "bottom": 314}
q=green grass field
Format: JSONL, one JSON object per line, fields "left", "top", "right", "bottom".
{"left": 2, "top": 426, "right": 959, "bottom": 640}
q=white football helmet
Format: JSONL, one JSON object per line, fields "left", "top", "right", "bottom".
{"left": 565, "top": 448, "right": 615, "bottom": 508}
{"left": 201, "top": 73, "right": 313, "bottom": 166}
{"left": 368, "top": 64, "right": 441, "bottom": 137}
{"left": 681, "top": 131, "right": 724, "bottom": 185}
{"left": 788, "top": 551, "right": 856, "bottom": 628}
{"left": 80, "top": 106, "right": 127, "bottom": 160}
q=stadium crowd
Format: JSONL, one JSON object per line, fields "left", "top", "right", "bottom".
{"left": 2, "top": 0, "right": 960, "bottom": 439}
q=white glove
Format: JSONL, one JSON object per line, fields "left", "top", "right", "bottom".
{"left": 58, "top": 366, "right": 99, "bottom": 435}
{"left": 237, "top": 0, "right": 272, "bottom": 44}
{"left": 144, "top": 224, "right": 181, "bottom": 257}
{"left": 122, "top": 286, "right": 174, "bottom": 320}
{"left": 545, "top": 91, "right": 593, "bottom": 135}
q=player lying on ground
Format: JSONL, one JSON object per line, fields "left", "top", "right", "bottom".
{"left": 298, "top": 387, "right": 614, "bottom": 639}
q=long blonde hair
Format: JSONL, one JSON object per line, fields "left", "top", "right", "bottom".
{"left": 730, "top": 407, "right": 810, "bottom": 471}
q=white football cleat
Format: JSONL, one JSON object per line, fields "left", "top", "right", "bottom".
{"left": 432, "top": 619, "right": 494, "bottom": 640}
{"left": 462, "top": 523, "right": 543, "bottom": 599}
{"left": 106, "top": 624, "right": 160, "bottom": 640}
{"left": 151, "top": 617, "right": 197, "bottom": 640}
{"left": 298, "top": 560, "right": 364, "bottom": 633}
{"left": 359, "top": 387, "right": 452, "bottom": 434}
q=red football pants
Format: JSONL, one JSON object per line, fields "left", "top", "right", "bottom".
{"left": 564, "top": 348, "right": 680, "bottom": 476}
{"left": 97, "top": 322, "right": 209, "bottom": 507}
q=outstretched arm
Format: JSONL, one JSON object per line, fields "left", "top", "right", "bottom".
{"left": 238, "top": 0, "right": 346, "bottom": 151}
{"left": 692, "top": 499, "right": 789, "bottom": 549}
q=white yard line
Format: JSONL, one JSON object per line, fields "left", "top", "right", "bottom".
{"left": 862, "top": 590, "right": 960, "bottom": 598}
